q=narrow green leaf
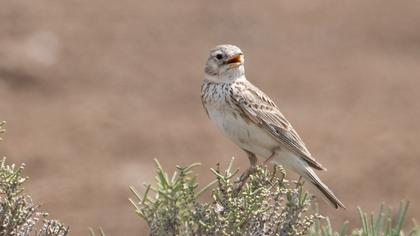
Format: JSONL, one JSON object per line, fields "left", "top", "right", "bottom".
{"left": 196, "top": 180, "right": 217, "bottom": 198}
{"left": 183, "top": 162, "right": 201, "bottom": 173}
{"left": 339, "top": 221, "right": 349, "bottom": 236}
{"left": 357, "top": 207, "right": 368, "bottom": 235}
{"left": 374, "top": 203, "right": 385, "bottom": 236}
{"left": 395, "top": 201, "right": 410, "bottom": 234}
{"left": 210, "top": 168, "right": 227, "bottom": 181}
{"left": 227, "top": 157, "right": 235, "bottom": 173}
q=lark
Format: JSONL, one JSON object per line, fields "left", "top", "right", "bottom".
{"left": 201, "top": 44, "right": 345, "bottom": 208}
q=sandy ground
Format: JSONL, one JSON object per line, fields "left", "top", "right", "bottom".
{"left": 1, "top": 0, "right": 420, "bottom": 234}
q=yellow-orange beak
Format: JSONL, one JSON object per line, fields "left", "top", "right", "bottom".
{"left": 226, "top": 55, "right": 242, "bottom": 64}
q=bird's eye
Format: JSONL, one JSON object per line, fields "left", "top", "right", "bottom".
{"left": 215, "top": 54, "right": 223, "bottom": 60}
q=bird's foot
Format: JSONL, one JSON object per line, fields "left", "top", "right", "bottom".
{"left": 234, "top": 166, "right": 257, "bottom": 194}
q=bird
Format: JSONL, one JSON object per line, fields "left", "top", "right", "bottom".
{"left": 201, "top": 44, "right": 345, "bottom": 209}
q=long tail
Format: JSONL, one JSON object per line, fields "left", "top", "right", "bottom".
{"left": 272, "top": 152, "right": 345, "bottom": 209}
{"left": 304, "top": 167, "right": 345, "bottom": 209}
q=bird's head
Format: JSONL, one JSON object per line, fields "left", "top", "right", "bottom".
{"left": 204, "top": 44, "right": 245, "bottom": 83}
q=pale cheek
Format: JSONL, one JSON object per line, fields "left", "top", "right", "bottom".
{"left": 205, "top": 64, "right": 218, "bottom": 76}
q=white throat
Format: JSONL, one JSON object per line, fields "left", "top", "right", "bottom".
{"left": 204, "top": 67, "right": 245, "bottom": 84}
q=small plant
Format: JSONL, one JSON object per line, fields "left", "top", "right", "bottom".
{"left": 131, "top": 159, "right": 420, "bottom": 236}
{"left": 0, "top": 121, "right": 69, "bottom": 236}
{"left": 130, "top": 158, "right": 319, "bottom": 235}
{"left": 130, "top": 160, "right": 211, "bottom": 235}
{"left": 309, "top": 201, "right": 420, "bottom": 236}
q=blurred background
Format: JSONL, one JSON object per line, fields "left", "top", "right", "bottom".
{"left": 1, "top": 0, "right": 420, "bottom": 234}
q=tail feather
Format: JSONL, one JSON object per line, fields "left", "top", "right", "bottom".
{"left": 272, "top": 151, "right": 345, "bottom": 209}
{"left": 304, "top": 168, "right": 346, "bottom": 209}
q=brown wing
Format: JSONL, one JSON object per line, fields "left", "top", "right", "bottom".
{"left": 231, "top": 81, "right": 326, "bottom": 170}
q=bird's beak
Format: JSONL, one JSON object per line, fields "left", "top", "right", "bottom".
{"left": 226, "top": 54, "right": 243, "bottom": 65}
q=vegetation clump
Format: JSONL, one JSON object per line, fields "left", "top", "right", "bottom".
{"left": 130, "top": 158, "right": 420, "bottom": 236}
{"left": 0, "top": 121, "right": 68, "bottom": 236}
{"left": 130, "top": 159, "right": 321, "bottom": 235}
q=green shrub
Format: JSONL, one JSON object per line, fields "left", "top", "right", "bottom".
{"left": 0, "top": 121, "right": 69, "bottom": 236}
{"left": 309, "top": 201, "right": 420, "bottom": 236}
{"left": 130, "top": 158, "right": 420, "bottom": 236}
{"left": 130, "top": 158, "right": 320, "bottom": 235}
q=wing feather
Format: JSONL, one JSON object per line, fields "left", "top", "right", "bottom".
{"left": 231, "top": 81, "right": 326, "bottom": 170}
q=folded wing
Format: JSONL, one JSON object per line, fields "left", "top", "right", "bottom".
{"left": 231, "top": 81, "right": 326, "bottom": 170}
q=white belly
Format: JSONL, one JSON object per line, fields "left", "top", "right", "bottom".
{"left": 206, "top": 104, "right": 279, "bottom": 158}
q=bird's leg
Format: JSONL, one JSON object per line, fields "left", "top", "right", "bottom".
{"left": 263, "top": 152, "right": 275, "bottom": 165}
{"left": 235, "top": 151, "right": 257, "bottom": 192}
